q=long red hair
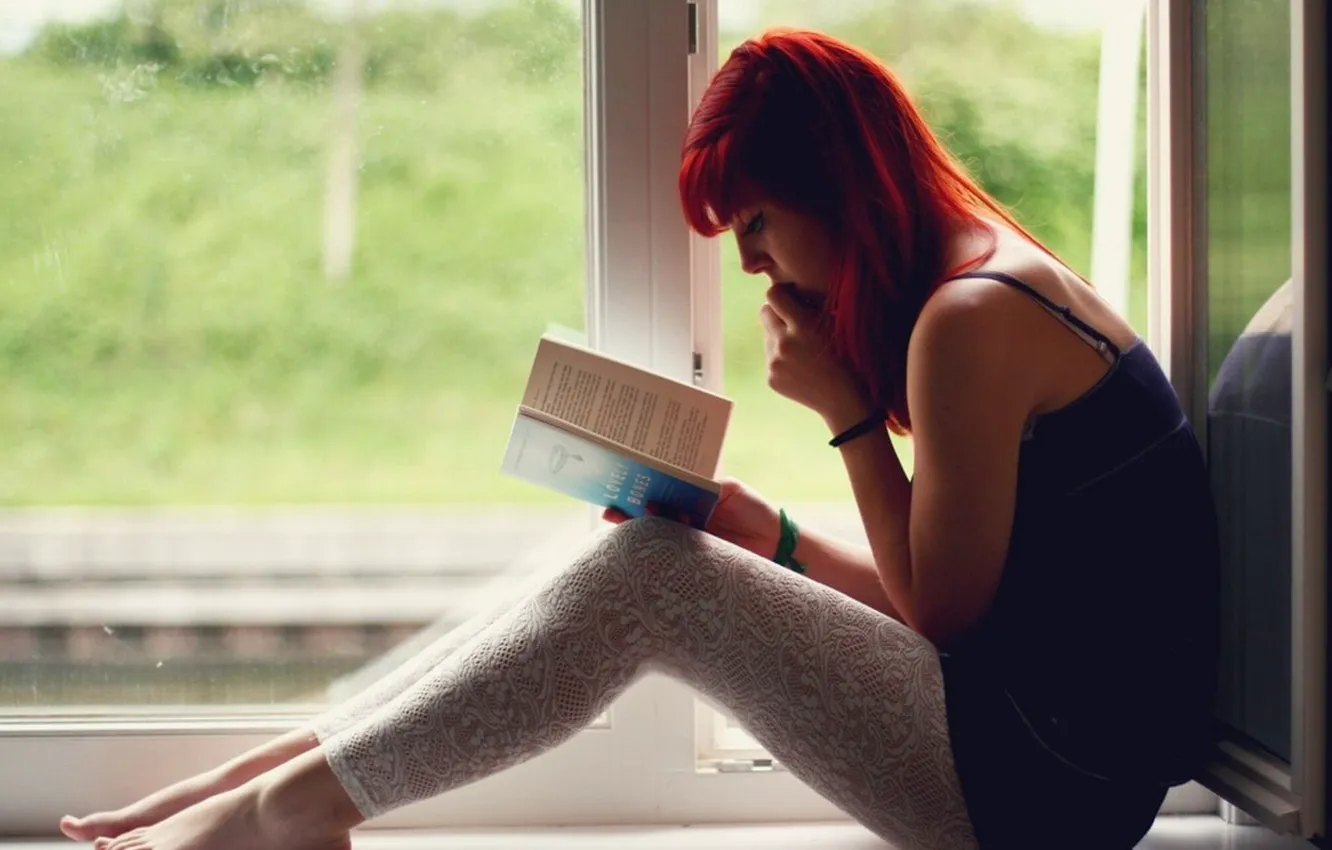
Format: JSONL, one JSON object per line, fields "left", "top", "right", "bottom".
{"left": 680, "top": 28, "right": 1062, "bottom": 433}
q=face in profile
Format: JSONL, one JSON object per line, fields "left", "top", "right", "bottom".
{"left": 728, "top": 197, "right": 836, "bottom": 310}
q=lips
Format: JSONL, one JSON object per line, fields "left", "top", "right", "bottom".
{"left": 781, "top": 283, "right": 825, "bottom": 311}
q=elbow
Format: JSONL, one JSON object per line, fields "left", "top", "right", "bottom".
{"left": 900, "top": 596, "right": 969, "bottom": 650}
{"left": 907, "top": 612, "right": 955, "bottom": 649}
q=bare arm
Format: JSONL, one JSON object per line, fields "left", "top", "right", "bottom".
{"left": 757, "top": 280, "right": 1033, "bottom": 647}
{"left": 818, "top": 282, "right": 1033, "bottom": 648}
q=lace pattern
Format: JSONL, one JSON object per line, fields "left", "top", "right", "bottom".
{"left": 318, "top": 518, "right": 977, "bottom": 850}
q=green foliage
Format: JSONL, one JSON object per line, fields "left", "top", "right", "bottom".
{"left": 1, "top": 0, "right": 1124, "bottom": 505}
{"left": 27, "top": 0, "right": 582, "bottom": 93}
{"left": 33, "top": 13, "right": 180, "bottom": 69}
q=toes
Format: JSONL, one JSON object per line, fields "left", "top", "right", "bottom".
{"left": 97, "top": 827, "right": 141, "bottom": 850}
{"left": 64, "top": 812, "right": 125, "bottom": 841}
{"left": 58, "top": 815, "right": 85, "bottom": 840}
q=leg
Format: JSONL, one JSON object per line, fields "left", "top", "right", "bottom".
{"left": 60, "top": 727, "right": 318, "bottom": 841}
{"left": 63, "top": 550, "right": 563, "bottom": 841}
{"left": 321, "top": 517, "right": 976, "bottom": 849}
{"left": 101, "top": 518, "right": 975, "bottom": 850}
{"left": 308, "top": 555, "right": 569, "bottom": 742}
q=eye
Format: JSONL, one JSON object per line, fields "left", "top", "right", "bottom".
{"left": 742, "top": 211, "right": 765, "bottom": 236}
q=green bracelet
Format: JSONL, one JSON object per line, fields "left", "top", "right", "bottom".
{"left": 773, "top": 508, "right": 806, "bottom": 574}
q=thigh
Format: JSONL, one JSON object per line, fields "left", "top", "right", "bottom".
{"left": 600, "top": 519, "right": 977, "bottom": 850}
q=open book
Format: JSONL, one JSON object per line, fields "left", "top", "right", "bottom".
{"left": 500, "top": 334, "right": 733, "bottom": 527}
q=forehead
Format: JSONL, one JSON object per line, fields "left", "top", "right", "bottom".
{"left": 718, "top": 175, "right": 769, "bottom": 220}
{"left": 724, "top": 189, "right": 774, "bottom": 227}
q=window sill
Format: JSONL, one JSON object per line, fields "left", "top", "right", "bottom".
{"left": 0, "top": 816, "right": 1310, "bottom": 850}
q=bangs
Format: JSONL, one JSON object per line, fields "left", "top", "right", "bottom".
{"left": 679, "top": 130, "right": 750, "bottom": 238}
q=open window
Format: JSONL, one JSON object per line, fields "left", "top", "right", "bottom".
{"left": 1146, "top": 0, "right": 1326, "bottom": 838}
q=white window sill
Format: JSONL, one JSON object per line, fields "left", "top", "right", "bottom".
{"left": 0, "top": 816, "right": 1311, "bottom": 850}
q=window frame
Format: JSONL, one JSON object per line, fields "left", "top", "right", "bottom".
{"left": 1151, "top": 0, "right": 1328, "bottom": 837}
{"left": 3, "top": 0, "right": 1322, "bottom": 836}
{"left": 0, "top": 0, "right": 706, "bottom": 836}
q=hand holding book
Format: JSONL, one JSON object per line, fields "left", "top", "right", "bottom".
{"left": 601, "top": 477, "right": 783, "bottom": 560}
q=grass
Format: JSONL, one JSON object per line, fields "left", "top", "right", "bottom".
{"left": 0, "top": 50, "right": 891, "bottom": 507}
{"left": 0, "top": 4, "right": 1179, "bottom": 508}
{"left": 1, "top": 57, "right": 591, "bottom": 505}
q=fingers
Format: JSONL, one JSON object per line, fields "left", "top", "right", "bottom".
{"left": 764, "top": 283, "right": 813, "bottom": 327}
{"left": 758, "top": 302, "right": 786, "bottom": 338}
{"left": 646, "top": 502, "right": 686, "bottom": 523}
{"left": 602, "top": 504, "right": 695, "bottom": 527}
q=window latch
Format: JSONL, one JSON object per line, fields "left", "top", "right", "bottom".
{"left": 687, "top": 2, "right": 699, "bottom": 55}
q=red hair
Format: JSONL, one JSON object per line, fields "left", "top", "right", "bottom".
{"left": 680, "top": 29, "right": 1063, "bottom": 433}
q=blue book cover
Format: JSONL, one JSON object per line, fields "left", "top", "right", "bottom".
{"left": 501, "top": 409, "right": 721, "bottom": 528}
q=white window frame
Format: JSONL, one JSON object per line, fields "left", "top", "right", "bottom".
{"left": 0, "top": 0, "right": 854, "bottom": 835}
{"left": 1148, "top": 0, "right": 1327, "bottom": 838}
{"left": 0, "top": 0, "right": 722, "bottom": 836}
{"left": 3, "top": 0, "right": 1321, "bottom": 836}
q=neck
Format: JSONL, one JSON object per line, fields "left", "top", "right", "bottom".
{"left": 940, "top": 217, "right": 1000, "bottom": 279}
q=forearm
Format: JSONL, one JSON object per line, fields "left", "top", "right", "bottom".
{"left": 822, "top": 408, "right": 918, "bottom": 630}
{"left": 790, "top": 523, "right": 904, "bottom": 621}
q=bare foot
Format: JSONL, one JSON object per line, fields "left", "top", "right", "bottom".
{"left": 91, "top": 786, "right": 349, "bottom": 850}
{"left": 91, "top": 748, "right": 362, "bottom": 850}
{"left": 62, "top": 727, "right": 320, "bottom": 842}
{"left": 61, "top": 767, "right": 230, "bottom": 844}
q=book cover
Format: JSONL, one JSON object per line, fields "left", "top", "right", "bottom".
{"left": 501, "top": 411, "right": 721, "bottom": 528}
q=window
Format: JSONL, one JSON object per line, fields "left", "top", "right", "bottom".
{"left": 1200, "top": 0, "right": 1295, "bottom": 768}
{"left": 0, "top": 0, "right": 708, "bottom": 832}
{"left": 1148, "top": 0, "right": 1326, "bottom": 836}
{"left": 1, "top": 0, "right": 1324, "bottom": 836}
{"left": 2, "top": 0, "right": 590, "bottom": 710}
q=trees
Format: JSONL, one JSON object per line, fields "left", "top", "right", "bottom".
{"left": 1, "top": 0, "right": 1108, "bottom": 504}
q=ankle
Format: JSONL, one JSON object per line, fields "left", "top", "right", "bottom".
{"left": 222, "top": 728, "right": 320, "bottom": 786}
{"left": 255, "top": 749, "right": 363, "bottom": 839}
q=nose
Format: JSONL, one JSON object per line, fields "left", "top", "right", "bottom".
{"left": 737, "top": 243, "right": 772, "bottom": 277}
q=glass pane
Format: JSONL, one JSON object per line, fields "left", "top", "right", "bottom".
{"left": 1199, "top": 0, "right": 1293, "bottom": 762}
{"left": 706, "top": 0, "right": 1140, "bottom": 744}
{"left": 0, "top": 0, "right": 586, "bottom": 710}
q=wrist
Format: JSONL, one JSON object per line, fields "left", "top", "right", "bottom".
{"left": 825, "top": 404, "right": 881, "bottom": 441}
{"left": 822, "top": 395, "right": 876, "bottom": 436}
{"left": 772, "top": 508, "right": 805, "bottom": 574}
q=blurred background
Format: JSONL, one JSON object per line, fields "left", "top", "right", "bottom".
{"left": 0, "top": 0, "right": 1288, "bottom": 717}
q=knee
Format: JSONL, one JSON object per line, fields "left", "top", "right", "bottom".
{"left": 573, "top": 515, "right": 706, "bottom": 588}
{"left": 599, "top": 515, "right": 697, "bottom": 567}
{"left": 606, "top": 515, "right": 693, "bottom": 549}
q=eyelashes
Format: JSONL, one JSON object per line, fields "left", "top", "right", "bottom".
{"left": 743, "top": 211, "right": 765, "bottom": 236}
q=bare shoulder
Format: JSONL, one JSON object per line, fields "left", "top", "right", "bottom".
{"left": 928, "top": 227, "right": 1139, "bottom": 352}
{"left": 906, "top": 274, "right": 1038, "bottom": 420}
{"left": 906, "top": 272, "right": 1044, "bottom": 434}
{"left": 911, "top": 272, "right": 1032, "bottom": 363}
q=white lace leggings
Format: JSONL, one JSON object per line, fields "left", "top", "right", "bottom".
{"left": 310, "top": 517, "right": 977, "bottom": 850}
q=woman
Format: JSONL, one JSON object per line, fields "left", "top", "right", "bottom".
{"left": 60, "top": 29, "right": 1219, "bottom": 850}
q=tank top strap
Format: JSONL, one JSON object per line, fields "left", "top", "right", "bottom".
{"left": 945, "top": 270, "right": 1121, "bottom": 362}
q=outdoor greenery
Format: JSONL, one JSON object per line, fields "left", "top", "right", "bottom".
{"left": 1, "top": 0, "right": 1145, "bottom": 506}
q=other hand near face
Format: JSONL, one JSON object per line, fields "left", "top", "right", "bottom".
{"left": 760, "top": 284, "right": 873, "bottom": 431}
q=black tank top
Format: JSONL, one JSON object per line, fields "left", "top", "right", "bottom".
{"left": 933, "top": 271, "right": 1221, "bottom": 848}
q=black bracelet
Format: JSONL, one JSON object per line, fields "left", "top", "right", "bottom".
{"left": 829, "top": 410, "right": 885, "bottom": 448}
